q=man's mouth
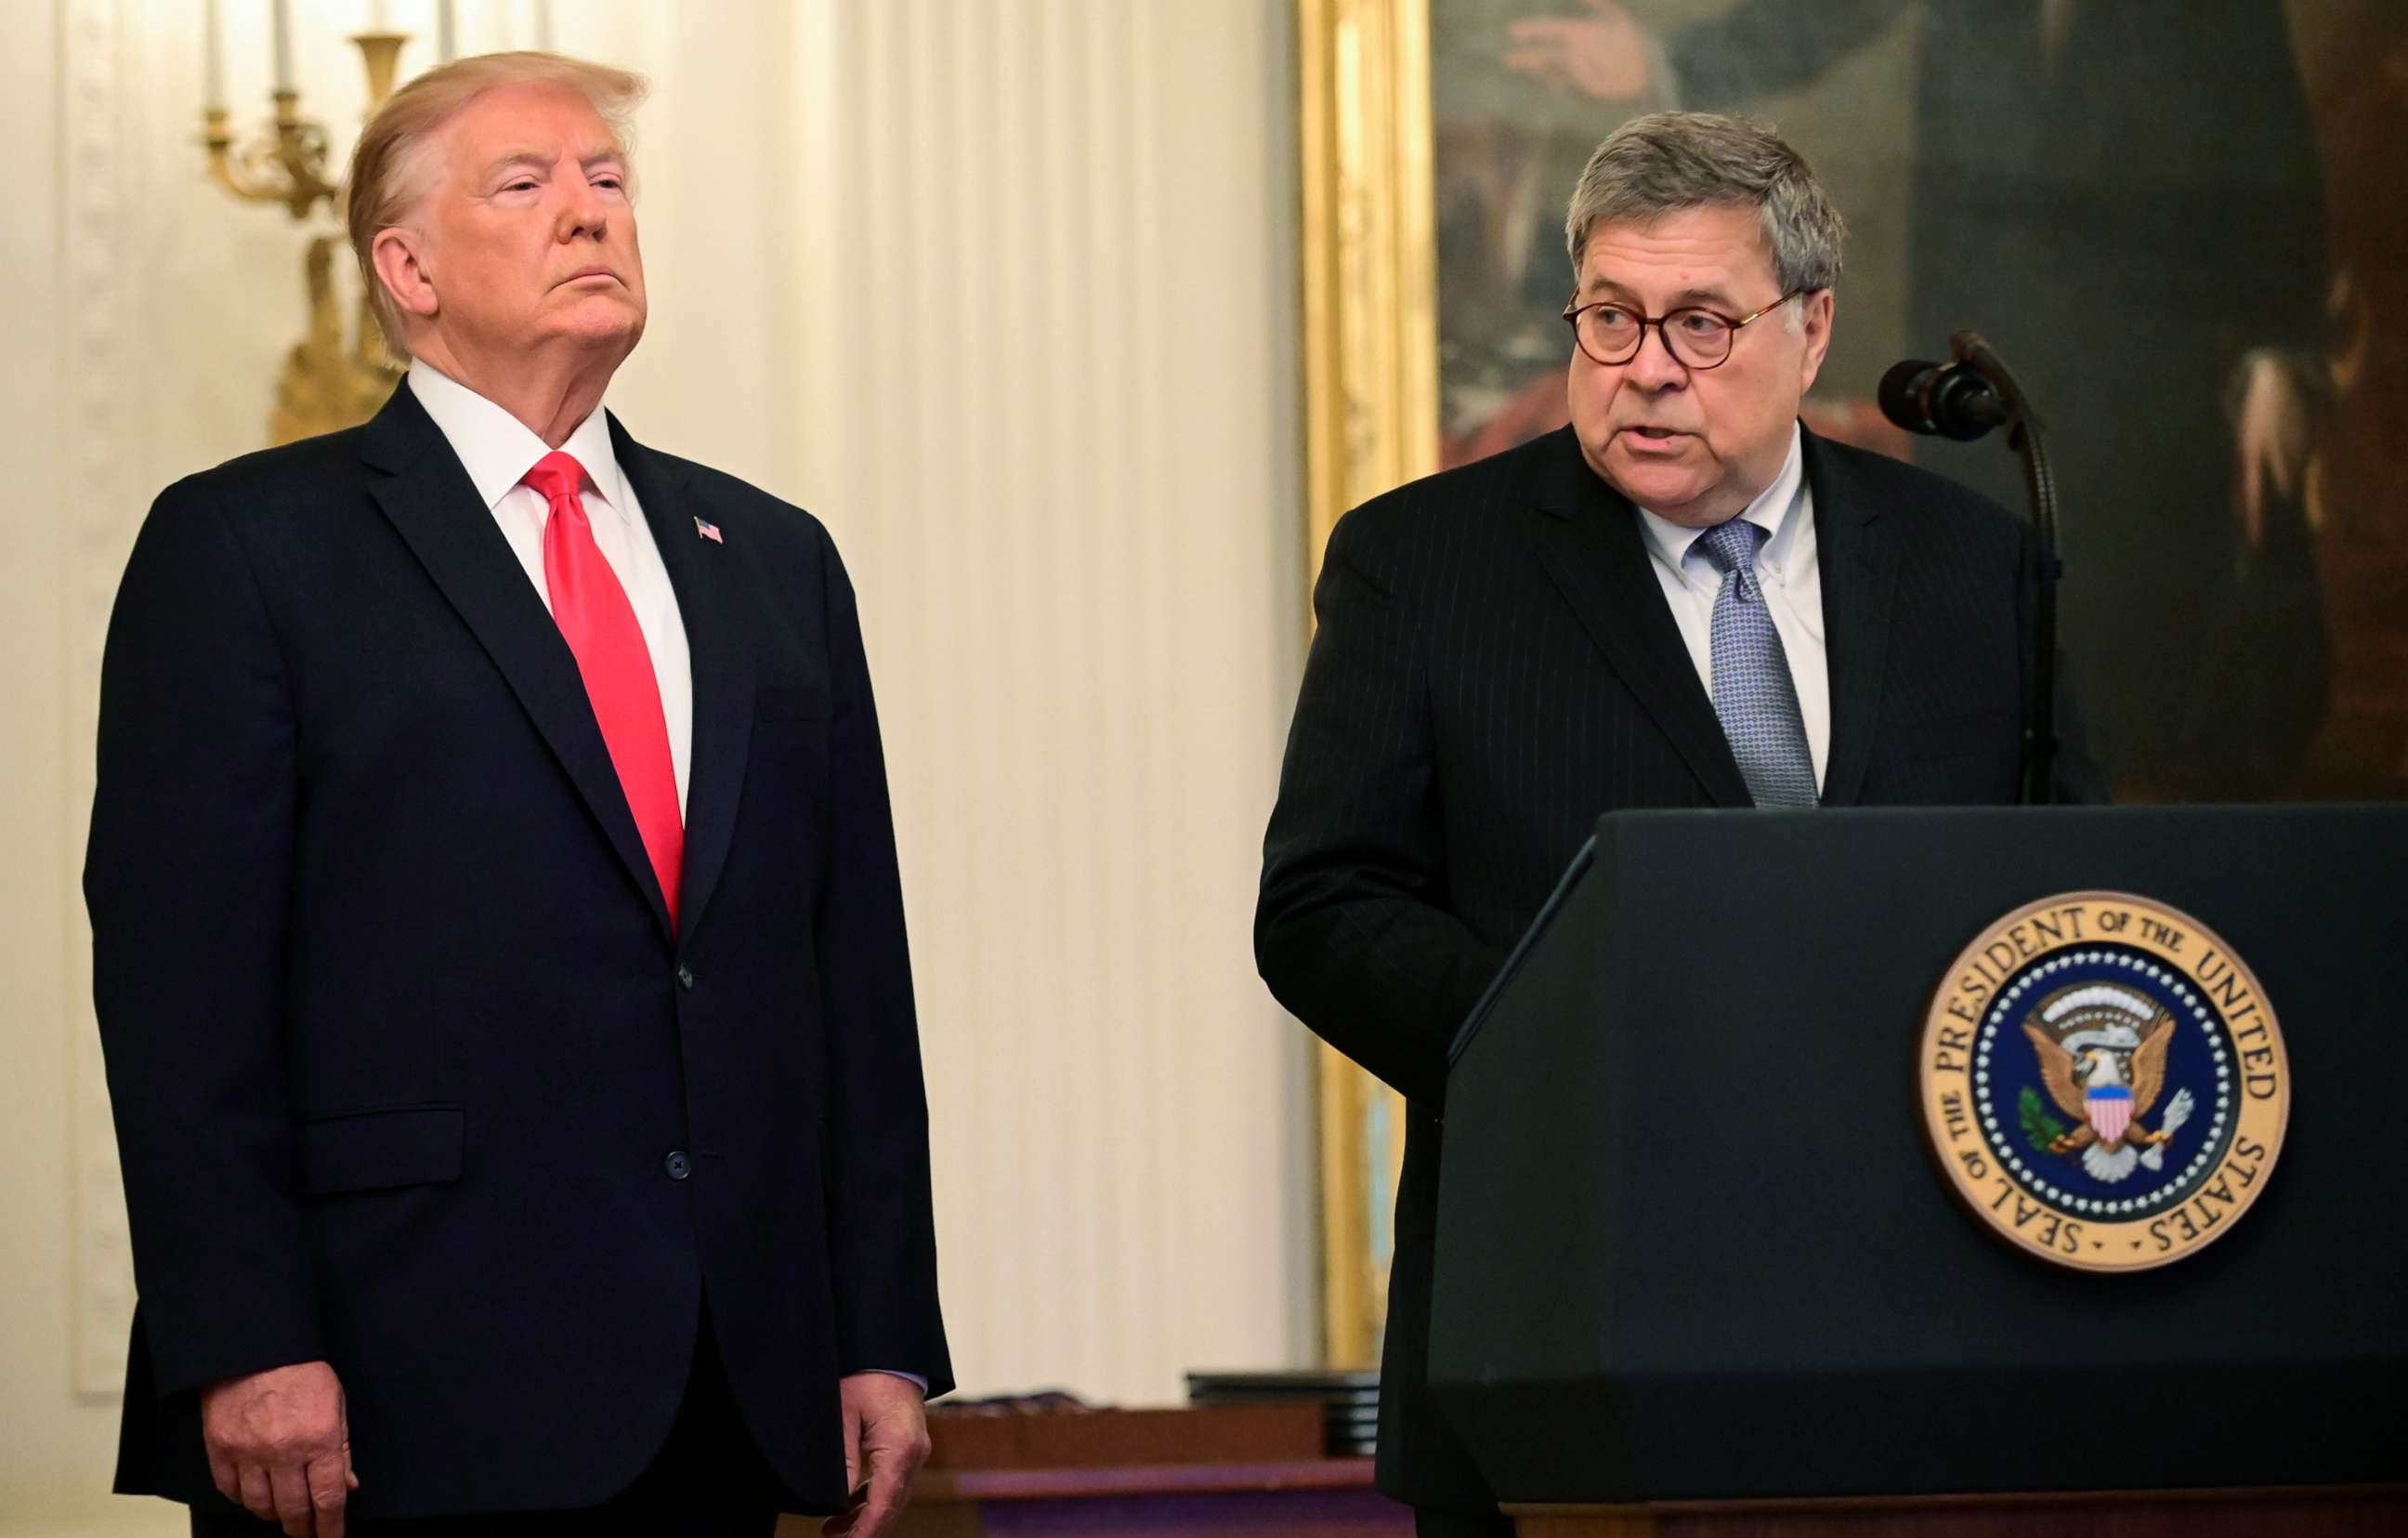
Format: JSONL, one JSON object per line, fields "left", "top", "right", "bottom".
{"left": 1620, "top": 425, "right": 1690, "bottom": 445}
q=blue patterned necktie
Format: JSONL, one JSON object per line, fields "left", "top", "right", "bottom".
{"left": 1693, "top": 519, "right": 1818, "bottom": 809}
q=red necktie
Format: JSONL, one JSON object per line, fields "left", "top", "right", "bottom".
{"left": 523, "top": 451, "right": 683, "bottom": 927}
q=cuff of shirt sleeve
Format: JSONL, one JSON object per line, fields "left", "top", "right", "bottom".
{"left": 860, "top": 1369, "right": 928, "bottom": 1394}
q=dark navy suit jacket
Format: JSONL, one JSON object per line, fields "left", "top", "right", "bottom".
{"left": 87, "top": 380, "right": 950, "bottom": 1518}
{"left": 1257, "top": 424, "right": 2097, "bottom": 1514}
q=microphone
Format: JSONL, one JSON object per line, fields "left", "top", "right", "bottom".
{"left": 1875, "top": 333, "right": 2061, "bottom": 804}
{"left": 1878, "top": 358, "right": 2009, "bottom": 441}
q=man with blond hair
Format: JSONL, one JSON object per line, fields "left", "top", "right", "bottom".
{"left": 89, "top": 51, "right": 949, "bottom": 1537}
{"left": 1259, "top": 112, "right": 2096, "bottom": 1536}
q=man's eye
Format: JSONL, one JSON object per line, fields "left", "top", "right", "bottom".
{"left": 1676, "top": 311, "right": 1726, "bottom": 336}
{"left": 503, "top": 180, "right": 538, "bottom": 192}
{"left": 1591, "top": 307, "right": 1636, "bottom": 329}
{"left": 594, "top": 177, "right": 624, "bottom": 191}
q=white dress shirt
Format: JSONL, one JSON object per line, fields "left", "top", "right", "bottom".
{"left": 409, "top": 359, "right": 693, "bottom": 813}
{"left": 1633, "top": 424, "right": 1831, "bottom": 790}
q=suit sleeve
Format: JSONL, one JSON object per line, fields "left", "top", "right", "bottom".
{"left": 1255, "top": 513, "right": 1509, "bottom": 1106}
{"left": 2211, "top": 5, "right": 2328, "bottom": 389}
{"left": 811, "top": 525, "right": 953, "bottom": 1397}
{"left": 85, "top": 478, "right": 320, "bottom": 1399}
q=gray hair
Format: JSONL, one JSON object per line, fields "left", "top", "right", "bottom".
{"left": 1564, "top": 112, "right": 1844, "bottom": 295}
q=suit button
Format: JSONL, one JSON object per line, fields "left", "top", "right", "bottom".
{"left": 676, "top": 965, "right": 695, "bottom": 991}
{"left": 664, "top": 1150, "right": 692, "bottom": 1181}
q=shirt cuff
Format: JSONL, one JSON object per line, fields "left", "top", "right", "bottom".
{"left": 859, "top": 1369, "right": 928, "bottom": 1394}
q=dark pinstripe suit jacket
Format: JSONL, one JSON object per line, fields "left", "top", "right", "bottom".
{"left": 1256, "top": 422, "right": 2097, "bottom": 1513}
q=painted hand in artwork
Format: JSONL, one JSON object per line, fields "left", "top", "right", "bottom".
{"left": 1503, "top": 0, "right": 1653, "bottom": 102}
{"left": 2234, "top": 350, "right": 2316, "bottom": 551}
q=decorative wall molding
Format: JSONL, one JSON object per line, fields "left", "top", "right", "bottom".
{"left": 787, "top": 0, "right": 1308, "bottom": 1401}
{"left": 63, "top": 0, "right": 137, "bottom": 1402}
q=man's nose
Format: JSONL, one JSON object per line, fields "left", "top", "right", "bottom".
{"left": 1623, "top": 324, "right": 1688, "bottom": 389}
{"left": 555, "top": 186, "right": 608, "bottom": 242}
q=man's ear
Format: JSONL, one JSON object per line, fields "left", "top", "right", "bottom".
{"left": 372, "top": 227, "right": 439, "bottom": 321}
{"left": 1795, "top": 288, "right": 1835, "bottom": 394}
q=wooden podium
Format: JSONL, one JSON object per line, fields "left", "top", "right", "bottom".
{"left": 1506, "top": 1484, "right": 2408, "bottom": 1535}
{"left": 834, "top": 1403, "right": 1410, "bottom": 1536}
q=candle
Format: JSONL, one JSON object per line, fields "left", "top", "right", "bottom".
{"left": 203, "top": 0, "right": 224, "bottom": 107}
{"left": 535, "top": 0, "right": 554, "bottom": 51}
{"left": 370, "top": 0, "right": 387, "bottom": 29}
{"left": 270, "top": 0, "right": 293, "bottom": 93}
{"left": 438, "top": 0, "right": 456, "bottom": 61}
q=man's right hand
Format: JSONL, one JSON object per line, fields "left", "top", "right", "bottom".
{"left": 201, "top": 1361, "right": 359, "bottom": 1537}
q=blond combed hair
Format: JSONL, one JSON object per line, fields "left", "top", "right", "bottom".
{"left": 347, "top": 51, "right": 648, "bottom": 359}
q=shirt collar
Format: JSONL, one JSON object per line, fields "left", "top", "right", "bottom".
{"left": 1634, "top": 421, "right": 1806, "bottom": 583}
{"left": 407, "top": 358, "right": 629, "bottom": 521}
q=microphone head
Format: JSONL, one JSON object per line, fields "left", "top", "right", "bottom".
{"left": 1879, "top": 359, "right": 1944, "bottom": 436}
{"left": 1878, "top": 357, "right": 2006, "bottom": 441}
{"left": 1926, "top": 367, "right": 2006, "bottom": 441}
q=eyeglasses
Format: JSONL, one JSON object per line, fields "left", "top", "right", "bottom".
{"left": 1561, "top": 289, "right": 1804, "bottom": 370}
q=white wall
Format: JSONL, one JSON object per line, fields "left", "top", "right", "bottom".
{"left": 0, "top": 2, "right": 1310, "bottom": 1530}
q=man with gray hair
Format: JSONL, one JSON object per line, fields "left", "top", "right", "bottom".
{"left": 1259, "top": 111, "right": 2093, "bottom": 1535}
{"left": 90, "top": 51, "right": 947, "bottom": 1537}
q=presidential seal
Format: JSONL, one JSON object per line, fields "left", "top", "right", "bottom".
{"left": 1918, "top": 892, "right": 2288, "bottom": 1271}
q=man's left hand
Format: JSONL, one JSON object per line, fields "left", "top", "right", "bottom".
{"left": 823, "top": 1372, "right": 930, "bottom": 1538}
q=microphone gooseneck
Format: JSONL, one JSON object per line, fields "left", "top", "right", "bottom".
{"left": 1878, "top": 335, "right": 2061, "bottom": 805}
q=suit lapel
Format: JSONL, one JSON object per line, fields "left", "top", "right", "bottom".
{"left": 363, "top": 383, "right": 674, "bottom": 940}
{"left": 1529, "top": 428, "right": 1752, "bottom": 808}
{"left": 1802, "top": 427, "right": 1899, "bottom": 808}
{"left": 612, "top": 416, "right": 754, "bottom": 947}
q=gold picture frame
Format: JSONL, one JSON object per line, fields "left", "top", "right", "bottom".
{"left": 1295, "top": 0, "right": 1438, "bottom": 1369}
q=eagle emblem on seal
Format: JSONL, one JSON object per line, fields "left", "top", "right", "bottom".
{"left": 2021, "top": 983, "right": 2196, "bottom": 1184}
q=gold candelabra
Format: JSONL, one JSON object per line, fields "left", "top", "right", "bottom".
{"left": 203, "top": 32, "right": 413, "bottom": 446}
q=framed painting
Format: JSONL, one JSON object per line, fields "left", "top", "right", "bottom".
{"left": 1296, "top": 0, "right": 2408, "bottom": 1369}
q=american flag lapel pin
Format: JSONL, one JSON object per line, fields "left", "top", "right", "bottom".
{"left": 693, "top": 517, "right": 724, "bottom": 545}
